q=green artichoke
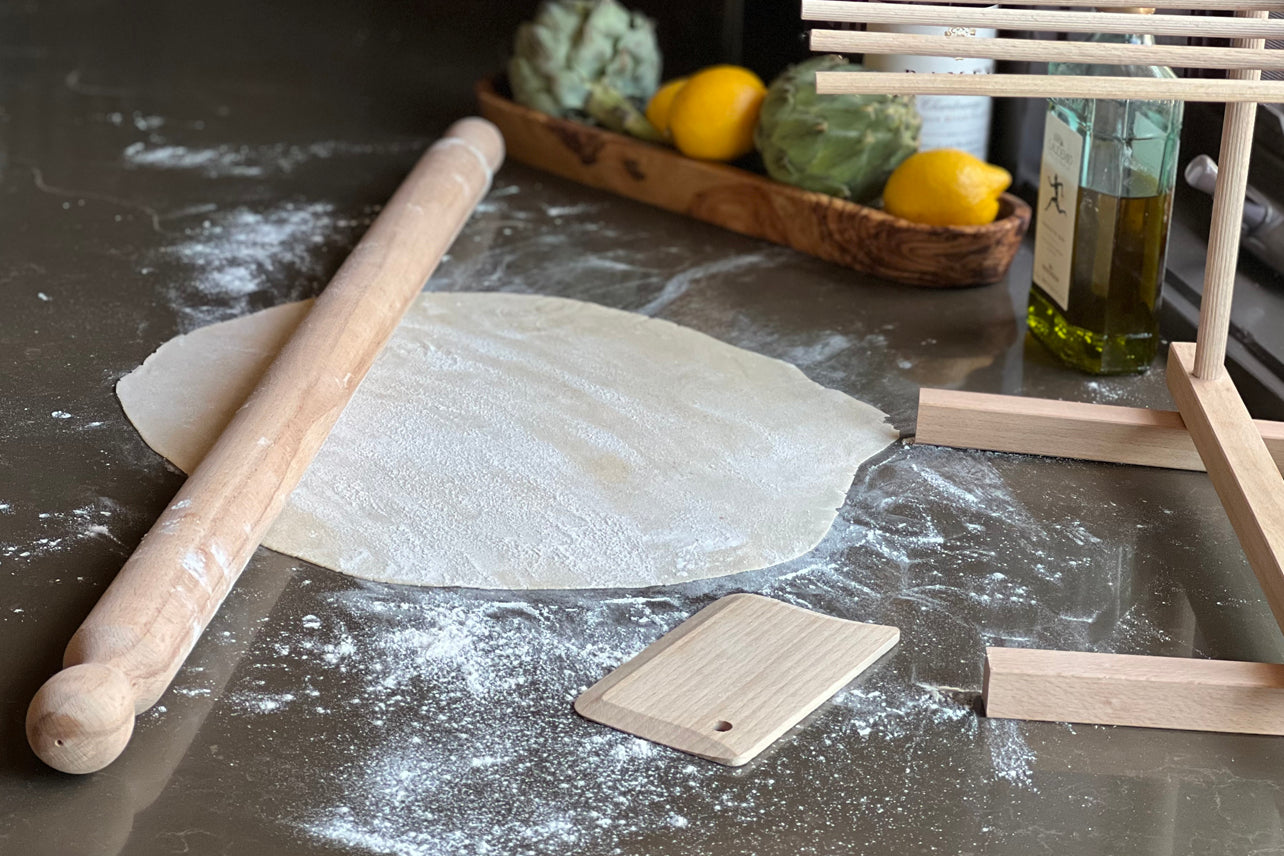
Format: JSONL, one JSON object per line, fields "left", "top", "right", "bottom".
{"left": 755, "top": 55, "right": 922, "bottom": 203}
{"left": 509, "top": 0, "right": 663, "bottom": 141}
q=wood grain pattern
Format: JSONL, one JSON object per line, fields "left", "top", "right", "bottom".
{"left": 984, "top": 647, "right": 1284, "bottom": 735}
{"left": 803, "top": 0, "right": 1284, "bottom": 37}
{"left": 476, "top": 78, "right": 1030, "bottom": 288}
{"left": 850, "top": 0, "right": 1284, "bottom": 8}
{"left": 25, "top": 118, "right": 505, "bottom": 775}
{"left": 575, "top": 594, "right": 899, "bottom": 766}
{"left": 915, "top": 387, "right": 1284, "bottom": 471}
{"left": 1195, "top": 10, "right": 1268, "bottom": 378}
{"left": 811, "top": 29, "right": 1284, "bottom": 71}
{"left": 816, "top": 72, "right": 1284, "bottom": 103}
{"left": 1168, "top": 342, "right": 1284, "bottom": 635}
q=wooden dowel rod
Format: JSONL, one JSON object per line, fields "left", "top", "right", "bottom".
{"left": 815, "top": 71, "right": 1284, "bottom": 102}
{"left": 802, "top": 0, "right": 1284, "bottom": 37}
{"left": 25, "top": 117, "right": 505, "bottom": 775}
{"left": 1195, "top": 10, "right": 1267, "bottom": 379}
{"left": 810, "top": 29, "right": 1284, "bottom": 71}
{"left": 853, "top": 0, "right": 1284, "bottom": 8}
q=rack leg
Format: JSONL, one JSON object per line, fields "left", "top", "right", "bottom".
{"left": 1168, "top": 343, "right": 1284, "bottom": 635}
{"left": 1193, "top": 9, "right": 1267, "bottom": 380}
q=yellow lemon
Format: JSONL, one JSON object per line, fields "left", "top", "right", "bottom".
{"left": 882, "top": 149, "right": 1013, "bottom": 227}
{"left": 646, "top": 77, "right": 688, "bottom": 140}
{"left": 667, "top": 66, "right": 766, "bottom": 161}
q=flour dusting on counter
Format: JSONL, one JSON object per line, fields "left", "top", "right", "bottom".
{"left": 123, "top": 138, "right": 428, "bottom": 178}
{"left": 149, "top": 202, "right": 373, "bottom": 330}
{"left": 1, "top": 498, "right": 131, "bottom": 567}
{"left": 92, "top": 170, "right": 1234, "bottom": 854}
{"left": 171, "top": 431, "right": 1200, "bottom": 854}
{"left": 130, "top": 178, "right": 1206, "bottom": 854}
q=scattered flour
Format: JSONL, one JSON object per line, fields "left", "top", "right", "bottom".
{"left": 120, "top": 126, "right": 420, "bottom": 329}
{"left": 175, "top": 433, "right": 1201, "bottom": 854}
{"left": 123, "top": 138, "right": 428, "bottom": 178}
{"left": 1, "top": 500, "right": 127, "bottom": 566}
{"left": 428, "top": 177, "right": 799, "bottom": 323}
{"left": 1083, "top": 379, "right": 1135, "bottom": 404}
{"left": 985, "top": 719, "right": 1036, "bottom": 787}
{"left": 149, "top": 202, "right": 373, "bottom": 330}
{"left": 169, "top": 204, "right": 337, "bottom": 297}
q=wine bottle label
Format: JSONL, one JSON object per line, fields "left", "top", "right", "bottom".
{"left": 1033, "top": 112, "right": 1083, "bottom": 311}
{"left": 864, "top": 21, "right": 997, "bottom": 160}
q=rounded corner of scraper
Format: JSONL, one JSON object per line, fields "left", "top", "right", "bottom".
{"left": 572, "top": 691, "right": 598, "bottom": 720}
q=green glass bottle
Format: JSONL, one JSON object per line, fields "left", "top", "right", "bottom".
{"left": 1028, "top": 10, "right": 1183, "bottom": 374}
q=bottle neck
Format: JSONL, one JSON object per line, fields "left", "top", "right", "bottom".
{"left": 1091, "top": 6, "right": 1157, "bottom": 45}
{"left": 1089, "top": 30, "right": 1156, "bottom": 46}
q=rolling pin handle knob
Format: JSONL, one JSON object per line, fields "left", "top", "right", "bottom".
{"left": 27, "top": 663, "right": 136, "bottom": 774}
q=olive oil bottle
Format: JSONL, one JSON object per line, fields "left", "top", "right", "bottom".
{"left": 1029, "top": 10, "right": 1183, "bottom": 374}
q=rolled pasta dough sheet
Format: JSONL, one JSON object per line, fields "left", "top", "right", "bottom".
{"left": 117, "top": 292, "right": 896, "bottom": 589}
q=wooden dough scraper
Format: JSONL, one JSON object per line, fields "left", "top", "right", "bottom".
{"left": 576, "top": 593, "right": 899, "bottom": 766}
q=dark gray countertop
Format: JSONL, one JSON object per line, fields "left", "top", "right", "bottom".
{"left": 6, "top": 3, "right": 1284, "bottom": 854}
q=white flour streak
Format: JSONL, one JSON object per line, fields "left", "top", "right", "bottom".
{"left": 833, "top": 683, "right": 974, "bottom": 741}
{"left": 542, "top": 201, "right": 601, "bottom": 218}
{"left": 170, "top": 204, "right": 335, "bottom": 298}
{"left": 152, "top": 202, "right": 368, "bottom": 330}
{"left": 125, "top": 143, "right": 261, "bottom": 176}
{"left": 985, "top": 718, "right": 1036, "bottom": 787}
{"left": 776, "top": 332, "right": 856, "bottom": 368}
{"left": 124, "top": 138, "right": 427, "bottom": 178}
{"left": 638, "top": 251, "right": 790, "bottom": 317}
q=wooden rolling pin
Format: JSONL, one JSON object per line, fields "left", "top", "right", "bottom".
{"left": 26, "top": 116, "right": 505, "bottom": 774}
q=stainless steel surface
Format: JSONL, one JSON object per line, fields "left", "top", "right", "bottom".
{"left": 5, "top": 3, "right": 1284, "bottom": 854}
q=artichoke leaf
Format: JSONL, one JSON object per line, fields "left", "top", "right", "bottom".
{"left": 585, "top": 82, "right": 664, "bottom": 142}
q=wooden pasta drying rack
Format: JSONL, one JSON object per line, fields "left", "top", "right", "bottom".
{"left": 804, "top": 0, "right": 1284, "bottom": 734}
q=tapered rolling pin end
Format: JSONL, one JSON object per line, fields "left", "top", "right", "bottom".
{"left": 27, "top": 663, "right": 135, "bottom": 774}
{"left": 439, "top": 116, "right": 505, "bottom": 175}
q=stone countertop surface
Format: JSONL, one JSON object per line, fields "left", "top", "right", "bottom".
{"left": 4, "top": 2, "right": 1284, "bottom": 854}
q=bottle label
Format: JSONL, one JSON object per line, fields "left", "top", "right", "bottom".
{"left": 864, "top": 21, "right": 996, "bottom": 160}
{"left": 1033, "top": 112, "right": 1083, "bottom": 310}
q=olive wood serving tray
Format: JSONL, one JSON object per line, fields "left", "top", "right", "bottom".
{"left": 476, "top": 76, "right": 1031, "bottom": 288}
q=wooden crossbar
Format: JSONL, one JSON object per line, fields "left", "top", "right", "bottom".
{"left": 858, "top": 0, "right": 1284, "bottom": 8}
{"left": 815, "top": 72, "right": 1284, "bottom": 102}
{"left": 809, "top": 30, "right": 1284, "bottom": 72}
{"left": 801, "top": 1, "right": 1284, "bottom": 38}
{"left": 984, "top": 648, "right": 1284, "bottom": 735}
{"left": 915, "top": 387, "right": 1284, "bottom": 471}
